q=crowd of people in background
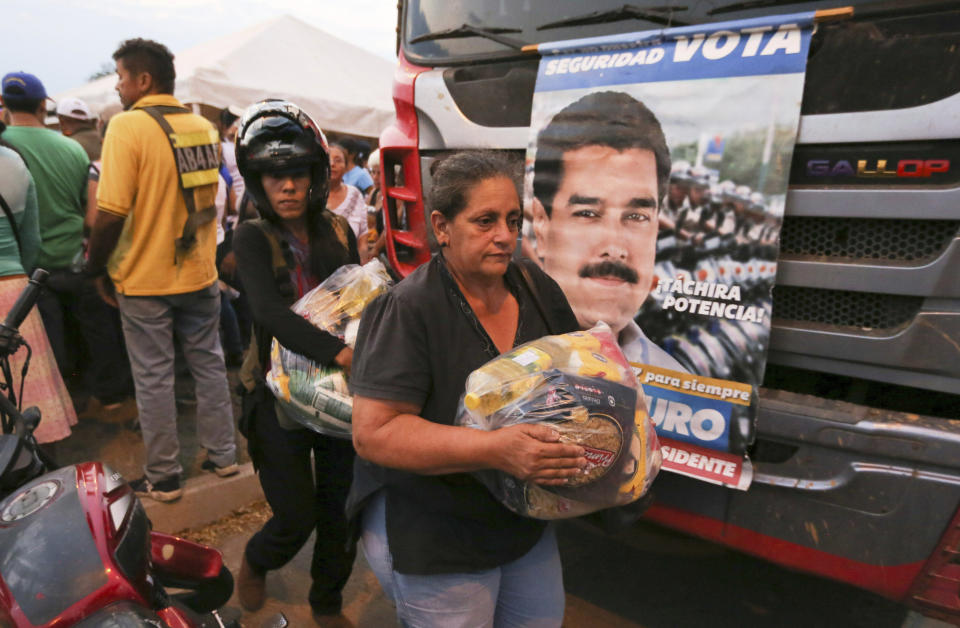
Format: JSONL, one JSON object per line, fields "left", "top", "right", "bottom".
{"left": 0, "top": 64, "right": 386, "bottom": 449}
{"left": 0, "top": 34, "right": 565, "bottom": 628}
{"left": 0, "top": 71, "right": 134, "bottom": 444}
{"left": 0, "top": 43, "right": 388, "bottom": 625}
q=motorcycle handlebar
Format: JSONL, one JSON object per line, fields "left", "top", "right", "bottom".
{"left": 3, "top": 269, "right": 48, "bottom": 332}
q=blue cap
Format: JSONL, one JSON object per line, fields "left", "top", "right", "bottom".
{"left": 2, "top": 72, "right": 48, "bottom": 102}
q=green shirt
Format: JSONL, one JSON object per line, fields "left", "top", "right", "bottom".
{"left": 0, "top": 147, "right": 41, "bottom": 277}
{"left": 1, "top": 127, "right": 87, "bottom": 270}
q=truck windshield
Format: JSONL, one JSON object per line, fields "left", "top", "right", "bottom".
{"left": 403, "top": 0, "right": 881, "bottom": 65}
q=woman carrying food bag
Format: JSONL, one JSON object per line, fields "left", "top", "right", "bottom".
{"left": 348, "top": 151, "right": 587, "bottom": 627}
{"left": 232, "top": 100, "right": 359, "bottom": 628}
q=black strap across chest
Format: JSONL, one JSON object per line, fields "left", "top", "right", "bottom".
{"left": 139, "top": 104, "right": 219, "bottom": 259}
{"left": 0, "top": 192, "right": 22, "bottom": 257}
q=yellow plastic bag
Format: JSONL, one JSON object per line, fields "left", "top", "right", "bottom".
{"left": 457, "top": 323, "right": 661, "bottom": 519}
{"left": 266, "top": 259, "right": 392, "bottom": 438}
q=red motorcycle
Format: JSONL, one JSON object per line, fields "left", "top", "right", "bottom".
{"left": 0, "top": 270, "right": 275, "bottom": 627}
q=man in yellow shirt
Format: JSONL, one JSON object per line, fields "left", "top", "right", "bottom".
{"left": 87, "top": 38, "right": 237, "bottom": 502}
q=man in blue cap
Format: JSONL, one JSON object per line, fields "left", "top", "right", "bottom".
{"left": 1, "top": 71, "right": 133, "bottom": 412}
{"left": 0, "top": 73, "right": 87, "bottom": 277}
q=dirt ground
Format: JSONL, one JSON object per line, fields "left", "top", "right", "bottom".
{"left": 179, "top": 500, "right": 398, "bottom": 628}
{"left": 180, "top": 500, "right": 273, "bottom": 547}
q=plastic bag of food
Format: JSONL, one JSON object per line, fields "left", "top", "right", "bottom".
{"left": 456, "top": 323, "right": 661, "bottom": 519}
{"left": 266, "top": 259, "right": 392, "bottom": 438}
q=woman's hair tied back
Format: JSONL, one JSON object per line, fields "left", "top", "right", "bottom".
{"left": 428, "top": 151, "right": 521, "bottom": 221}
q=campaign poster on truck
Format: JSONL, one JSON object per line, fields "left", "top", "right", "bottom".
{"left": 523, "top": 13, "right": 815, "bottom": 489}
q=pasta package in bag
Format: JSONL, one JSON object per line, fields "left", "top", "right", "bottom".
{"left": 456, "top": 323, "right": 661, "bottom": 519}
{"left": 266, "top": 259, "right": 392, "bottom": 438}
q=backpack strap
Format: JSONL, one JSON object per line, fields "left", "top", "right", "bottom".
{"left": 251, "top": 219, "right": 289, "bottom": 277}
{"left": 0, "top": 192, "right": 22, "bottom": 259}
{"left": 139, "top": 104, "right": 219, "bottom": 260}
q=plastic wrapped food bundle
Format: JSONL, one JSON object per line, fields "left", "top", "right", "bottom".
{"left": 266, "top": 259, "right": 392, "bottom": 438}
{"left": 457, "top": 323, "right": 661, "bottom": 519}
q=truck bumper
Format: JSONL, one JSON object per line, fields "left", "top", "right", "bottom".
{"left": 645, "top": 388, "right": 960, "bottom": 618}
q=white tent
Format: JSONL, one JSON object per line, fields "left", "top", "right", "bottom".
{"left": 55, "top": 15, "right": 396, "bottom": 138}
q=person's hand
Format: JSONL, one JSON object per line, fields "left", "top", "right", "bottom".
{"left": 93, "top": 275, "right": 118, "bottom": 308}
{"left": 334, "top": 346, "right": 353, "bottom": 375}
{"left": 487, "top": 424, "right": 586, "bottom": 486}
{"left": 358, "top": 244, "right": 373, "bottom": 265}
{"left": 219, "top": 251, "right": 237, "bottom": 280}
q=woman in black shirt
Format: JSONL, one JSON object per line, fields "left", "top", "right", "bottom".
{"left": 350, "top": 151, "right": 585, "bottom": 627}
{"left": 232, "top": 101, "right": 359, "bottom": 628}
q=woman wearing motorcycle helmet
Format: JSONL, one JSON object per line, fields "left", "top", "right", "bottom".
{"left": 232, "top": 100, "right": 359, "bottom": 628}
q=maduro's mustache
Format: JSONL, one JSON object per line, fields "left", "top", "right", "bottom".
{"left": 578, "top": 260, "right": 638, "bottom": 284}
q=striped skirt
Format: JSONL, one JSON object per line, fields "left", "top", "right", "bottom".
{"left": 0, "top": 275, "right": 78, "bottom": 444}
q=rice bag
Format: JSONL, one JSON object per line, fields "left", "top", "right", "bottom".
{"left": 266, "top": 259, "right": 392, "bottom": 438}
{"left": 456, "top": 323, "right": 661, "bottom": 519}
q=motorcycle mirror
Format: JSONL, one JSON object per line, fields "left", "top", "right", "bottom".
{"left": 21, "top": 407, "right": 40, "bottom": 433}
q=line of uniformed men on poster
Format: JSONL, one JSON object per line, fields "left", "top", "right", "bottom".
{"left": 641, "top": 160, "right": 783, "bottom": 386}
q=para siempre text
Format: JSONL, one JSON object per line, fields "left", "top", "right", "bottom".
{"left": 654, "top": 279, "right": 765, "bottom": 323}
{"left": 543, "top": 23, "right": 803, "bottom": 76}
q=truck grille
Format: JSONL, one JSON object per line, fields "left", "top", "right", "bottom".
{"left": 771, "top": 286, "right": 923, "bottom": 330}
{"left": 779, "top": 217, "right": 959, "bottom": 262}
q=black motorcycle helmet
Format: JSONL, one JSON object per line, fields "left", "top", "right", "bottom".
{"left": 235, "top": 100, "right": 331, "bottom": 221}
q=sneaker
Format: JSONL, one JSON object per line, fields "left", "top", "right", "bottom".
{"left": 129, "top": 476, "right": 182, "bottom": 502}
{"left": 201, "top": 459, "right": 239, "bottom": 478}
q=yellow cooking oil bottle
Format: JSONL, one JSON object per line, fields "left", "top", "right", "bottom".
{"left": 463, "top": 344, "right": 556, "bottom": 415}
{"left": 464, "top": 331, "right": 622, "bottom": 416}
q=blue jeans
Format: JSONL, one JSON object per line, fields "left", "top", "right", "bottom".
{"left": 360, "top": 491, "right": 565, "bottom": 628}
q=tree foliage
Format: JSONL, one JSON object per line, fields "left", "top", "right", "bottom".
{"left": 716, "top": 127, "right": 797, "bottom": 194}
{"left": 88, "top": 62, "right": 115, "bottom": 82}
{"left": 670, "top": 126, "right": 799, "bottom": 194}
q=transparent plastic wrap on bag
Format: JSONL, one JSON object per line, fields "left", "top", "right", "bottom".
{"left": 456, "top": 323, "right": 661, "bottom": 519}
{"left": 266, "top": 259, "right": 392, "bottom": 438}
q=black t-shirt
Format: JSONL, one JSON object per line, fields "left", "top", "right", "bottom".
{"left": 349, "top": 254, "right": 579, "bottom": 575}
{"left": 234, "top": 219, "right": 359, "bottom": 367}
